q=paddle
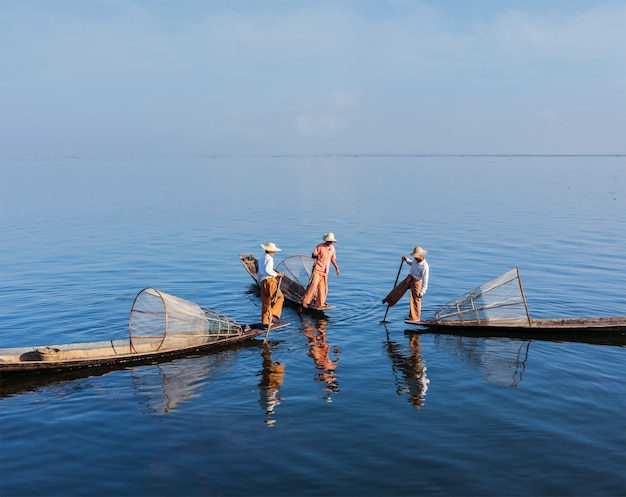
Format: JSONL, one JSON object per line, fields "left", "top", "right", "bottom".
{"left": 264, "top": 275, "right": 283, "bottom": 343}
{"left": 382, "top": 258, "right": 404, "bottom": 323}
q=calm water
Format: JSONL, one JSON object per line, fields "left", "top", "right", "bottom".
{"left": 1, "top": 155, "right": 625, "bottom": 497}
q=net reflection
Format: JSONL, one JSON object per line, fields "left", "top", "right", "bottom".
{"left": 431, "top": 334, "right": 531, "bottom": 387}
{"left": 385, "top": 331, "right": 429, "bottom": 409}
{"left": 130, "top": 351, "right": 238, "bottom": 415}
{"left": 302, "top": 318, "right": 340, "bottom": 402}
{"left": 257, "top": 343, "right": 285, "bottom": 425}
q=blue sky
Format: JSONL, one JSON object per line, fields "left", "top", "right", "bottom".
{"left": 1, "top": 0, "right": 624, "bottom": 158}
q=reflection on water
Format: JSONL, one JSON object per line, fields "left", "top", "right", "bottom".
{"left": 257, "top": 343, "right": 285, "bottom": 425}
{"left": 0, "top": 368, "right": 116, "bottom": 399}
{"left": 2, "top": 156, "right": 624, "bottom": 496}
{"left": 432, "top": 334, "right": 531, "bottom": 387}
{"left": 302, "top": 318, "right": 340, "bottom": 402}
{"left": 0, "top": 344, "right": 255, "bottom": 405}
{"left": 130, "top": 351, "right": 240, "bottom": 415}
{"left": 385, "top": 330, "right": 429, "bottom": 408}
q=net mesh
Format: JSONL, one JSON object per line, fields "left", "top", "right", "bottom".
{"left": 276, "top": 255, "right": 315, "bottom": 302}
{"left": 435, "top": 268, "right": 531, "bottom": 325}
{"left": 129, "top": 288, "right": 244, "bottom": 348}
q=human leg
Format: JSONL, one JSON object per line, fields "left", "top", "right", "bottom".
{"left": 260, "top": 278, "right": 273, "bottom": 324}
{"left": 302, "top": 271, "right": 322, "bottom": 307}
{"left": 272, "top": 287, "right": 284, "bottom": 320}
{"left": 382, "top": 274, "right": 412, "bottom": 307}
{"left": 315, "top": 274, "right": 328, "bottom": 307}
{"left": 408, "top": 279, "right": 423, "bottom": 321}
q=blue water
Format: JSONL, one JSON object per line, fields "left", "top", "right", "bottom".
{"left": 1, "top": 155, "right": 625, "bottom": 497}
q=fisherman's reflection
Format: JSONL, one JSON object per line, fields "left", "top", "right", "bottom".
{"left": 406, "top": 334, "right": 429, "bottom": 407}
{"left": 303, "top": 318, "right": 340, "bottom": 401}
{"left": 386, "top": 332, "right": 429, "bottom": 408}
{"left": 258, "top": 343, "right": 285, "bottom": 424}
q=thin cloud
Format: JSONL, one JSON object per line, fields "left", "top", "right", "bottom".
{"left": 0, "top": 0, "right": 624, "bottom": 157}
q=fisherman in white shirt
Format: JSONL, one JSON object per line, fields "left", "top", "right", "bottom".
{"left": 382, "top": 246, "right": 429, "bottom": 322}
{"left": 258, "top": 242, "right": 285, "bottom": 326}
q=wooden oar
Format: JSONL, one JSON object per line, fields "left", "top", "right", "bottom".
{"left": 382, "top": 258, "right": 404, "bottom": 323}
{"left": 264, "top": 275, "right": 283, "bottom": 343}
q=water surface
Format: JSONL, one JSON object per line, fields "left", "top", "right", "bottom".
{"left": 1, "top": 155, "right": 624, "bottom": 496}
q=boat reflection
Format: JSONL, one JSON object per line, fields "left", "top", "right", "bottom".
{"left": 385, "top": 330, "right": 429, "bottom": 408}
{"left": 0, "top": 342, "right": 258, "bottom": 405}
{"left": 302, "top": 318, "right": 340, "bottom": 402}
{"left": 257, "top": 343, "right": 285, "bottom": 425}
{"left": 0, "top": 366, "right": 119, "bottom": 399}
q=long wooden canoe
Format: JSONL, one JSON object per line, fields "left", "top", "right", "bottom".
{"left": 407, "top": 316, "right": 626, "bottom": 331}
{"left": 0, "top": 288, "right": 290, "bottom": 375}
{"left": 403, "top": 268, "right": 625, "bottom": 346}
{"left": 0, "top": 323, "right": 289, "bottom": 375}
{"left": 405, "top": 317, "right": 625, "bottom": 346}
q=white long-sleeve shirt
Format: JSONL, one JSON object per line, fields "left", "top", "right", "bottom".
{"left": 408, "top": 259, "right": 429, "bottom": 296}
{"left": 258, "top": 253, "right": 278, "bottom": 282}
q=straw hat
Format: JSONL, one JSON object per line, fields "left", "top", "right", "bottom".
{"left": 260, "top": 242, "right": 282, "bottom": 252}
{"left": 323, "top": 232, "right": 338, "bottom": 243}
{"left": 410, "top": 246, "right": 428, "bottom": 258}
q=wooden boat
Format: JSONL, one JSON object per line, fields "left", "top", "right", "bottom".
{"left": 1, "top": 339, "right": 264, "bottom": 399}
{"left": 239, "top": 253, "right": 335, "bottom": 312}
{"left": 404, "top": 268, "right": 625, "bottom": 346}
{"left": 0, "top": 288, "right": 289, "bottom": 375}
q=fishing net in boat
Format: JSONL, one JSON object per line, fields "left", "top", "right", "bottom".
{"left": 435, "top": 267, "right": 531, "bottom": 326}
{"left": 275, "top": 255, "right": 315, "bottom": 301}
{"left": 128, "top": 288, "right": 244, "bottom": 349}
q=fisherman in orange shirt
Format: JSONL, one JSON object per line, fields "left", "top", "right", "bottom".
{"left": 301, "top": 232, "right": 340, "bottom": 309}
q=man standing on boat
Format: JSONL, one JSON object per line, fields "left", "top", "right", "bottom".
{"left": 259, "top": 242, "right": 284, "bottom": 326}
{"left": 382, "top": 246, "right": 429, "bottom": 322}
{"left": 301, "top": 232, "right": 340, "bottom": 310}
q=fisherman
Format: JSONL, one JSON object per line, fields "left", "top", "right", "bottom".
{"left": 301, "top": 232, "right": 340, "bottom": 310}
{"left": 259, "top": 242, "right": 284, "bottom": 326}
{"left": 382, "top": 246, "right": 429, "bottom": 322}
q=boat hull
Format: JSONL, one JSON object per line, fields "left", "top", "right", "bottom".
{"left": 405, "top": 317, "right": 626, "bottom": 346}
{"left": 0, "top": 322, "right": 289, "bottom": 375}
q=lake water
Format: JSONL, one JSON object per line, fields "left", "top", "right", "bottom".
{"left": 1, "top": 155, "right": 625, "bottom": 497}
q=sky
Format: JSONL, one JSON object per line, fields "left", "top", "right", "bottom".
{"left": 1, "top": 0, "right": 625, "bottom": 158}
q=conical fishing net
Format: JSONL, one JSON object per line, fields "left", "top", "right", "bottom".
{"left": 128, "top": 288, "right": 244, "bottom": 351}
{"left": 435, "top": 268, "right": 531, "bottom": 325}
{"left": 276, "top": 255, "right": 316, "bottom": 302}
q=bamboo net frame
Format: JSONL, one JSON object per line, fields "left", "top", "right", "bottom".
{"left": 435, "top": 267, "right": 531, "bottom": 326}
{"left": 276, "top": 255, "right": 316, "bottom": 301}
{"left": 128, "top": 288, "right": 244, "bottom": 352}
